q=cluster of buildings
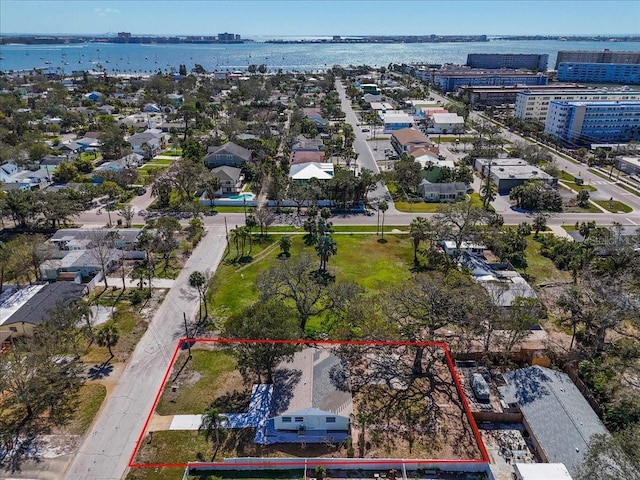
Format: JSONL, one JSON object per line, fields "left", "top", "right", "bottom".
{"left": 0, "top": 227, "right": 143, "bottom": 345}
{"left": 555, "top": 49, "right": 640, "bottom": 84}
{"left": 466, "top": 53, "right": 549, "bottom": 71}
{"left": 406, "top": 49, "right": 640, "bottom": 147}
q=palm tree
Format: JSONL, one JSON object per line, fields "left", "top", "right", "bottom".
{"left": 279, "top": 236, "right": 292, "bottom": 257}
{"left": 409, "top": 217, "right": 430, "bottom": 266}
{"left": 202, "top": 174, "right": 222, "bottom": 207}
{"left": 378, "top": 200, "right": 389, "bottom": 240}
{"left": 199, "top": 405, "right": 227, "bottom": 461}
{"left": 532, "top": 213, "right": 547, "bottom": 238}
{"left": 316, "top": 234, "right": 337, "bottom": 272}
{"left": 95, "top": 323, "right": 119, "bottom": 362}
{"left": 188, "top": 270, "right": 208, "bottom": 321}
{"left": 480, "top": 180, "right": 497, "bottom": 210}
{"left": 353, "top": 410, "right": 371, "bottom": 458}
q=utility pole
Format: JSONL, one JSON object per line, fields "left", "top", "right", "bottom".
{"left": 224, "top": 216, "right": 229, "bottom": 253}
{"left": 183, "top": 312, "right": 192, "bottom": 360}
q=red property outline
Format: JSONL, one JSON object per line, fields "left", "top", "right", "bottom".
{"left": 128, "top": 338, "right": 489, "bottom": 470}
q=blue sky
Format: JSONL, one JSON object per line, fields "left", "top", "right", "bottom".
{"left": 1, "top": 0, "right": 639, "bottom": 36}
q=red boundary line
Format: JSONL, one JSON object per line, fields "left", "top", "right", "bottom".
{"left": 128, "top": 338, "right": 183, "bottom": 467}
{"left": 128, "top": 338, "right": 489, "bottom": 469}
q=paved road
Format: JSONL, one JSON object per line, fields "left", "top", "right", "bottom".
{"left": 469, "top": 111, "right": 640, "bottom": 212}
{"left": 334, "top": 79, "right": 391, "bottom": 205}
{"left": 64, "top": 226, "right": 228, "bottom": 480}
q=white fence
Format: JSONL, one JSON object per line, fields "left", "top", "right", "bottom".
{"left": 183, "top": 457, "right": 491, "bottom": 475}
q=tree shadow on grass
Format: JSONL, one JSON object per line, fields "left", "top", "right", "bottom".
{"left": 87, "top": 363, "right": 114, "bottom": 380}
{"left": 211, "top": 389, "right": 252, "bottom": 413}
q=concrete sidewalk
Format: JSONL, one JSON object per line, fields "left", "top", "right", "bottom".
{"left": 548, "top": 224, "right": 573, "bottom": 240}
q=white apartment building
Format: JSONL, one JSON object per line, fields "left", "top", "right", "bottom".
{"left": 514, "top": 90, "right": 640, "bottom": 123}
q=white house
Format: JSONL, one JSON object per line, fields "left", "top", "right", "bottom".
{"left": 288, "top": 162, "right": 334, "bottom": 184}
{"left": 427, "top": 113, "right": 465, "bottom": 134}
{"left": 267, "top": 348, "right": 351, "bottom": 444}
{"left": 272, "top": 407, "right": 349, "bottom": 433}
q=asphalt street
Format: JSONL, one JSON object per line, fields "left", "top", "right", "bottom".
{"left": 334, "top": 79, "right": 392, "bottom": 205}
{"left": 64, "top": 225, "right": 228, "bottom": 480}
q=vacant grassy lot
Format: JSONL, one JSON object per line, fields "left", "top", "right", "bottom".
{"left": 156, "top": 348, "right": 240, "bottom": 415}
{"left": 126, "top": 467, "right": 186, "bottom": 480}
{"left": 395, "top": 194, "right": 484, "bottom": 213}
{"left": 83, "top": 288, "right": 164, "bottom": 363}
{"left": 207, "top": 234, "right": 414, "bottom": 323}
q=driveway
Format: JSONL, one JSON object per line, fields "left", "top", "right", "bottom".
{"left": 64, "top": 226, "right": 228, "bottom": 480}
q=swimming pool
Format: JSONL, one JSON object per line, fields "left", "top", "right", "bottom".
{"left": 228, "top": 193, "right": 255, "bottom": 200}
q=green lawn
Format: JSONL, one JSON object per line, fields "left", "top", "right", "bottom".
{"left": 126, "top": 467, "right": 186, "bottom": 480}
{"left": 156, "top": 349, "right": 238, "bottom": 415}
{"left": 557, "top": 172, "right": 598, "bottom": 193}
{"left": 587, "top": 168, "right": 613, "bottom": 181}
{"left": 395, "top": 194, "right": 484, "bottom": 213}
{"left": 211, "top": 206, "right": 251, "bottom": 213}
{"left": 265, "top": 225, "right": 406, "bottom": 233}
{"left": 148, "top": 158, "right": 175, "bottom": 165}
{"left": 563, "top": 203, "right": 603, "bottom": 214}
{"left": 393, "top": 201, "right": 441, "bottom": 213}
{"left": 131, "top": 430, "right": 213, "bottom": 467}
{"left": 518, "top": 237, "right": 572, "bottom": 285}
{"left": 67, "top": 384, "right": 107, "bottom": 435}
{"left": 162, "top": 148, "right": 183, "bottom": 156}
{"left": 594, "top": 199, "right": 633, "bottom": 213}
{"left": 432, "top": 136, "right": 475, "bottom": 144}
{"left": 207, "top": 234, "right": 414, "bottom": 329}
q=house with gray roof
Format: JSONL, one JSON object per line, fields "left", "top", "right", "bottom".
{"left": 49, "top": 228, "right": 142, "bottom": 251}
{"left": 127, "top": 130, "right": 165, "bottom": 158}
{"left": 0, "top": 282, "right": 85, "bottom": 342}
{"left": 418, "top": 180, "right": 468, "bottom": 202}
{"left": 41, "top": 248, "right": 120, "bottom": 281}
{"left": 40, "top": 154, "right": 72, "bottom": 176}
{"left": 291, "top": 135, "right": 324, "bottom": 152}
{"left": 264, "top": 348, "right": 352, "bottom": 444}
{"left": 500, "top": 366, "right": 609, "bottom": 476}
{"left": 210, "top": 166, "right": 243, "bottom": 194}
{"left": 203, "top": 142, "right": 252, "bottom": 168}
{"left": 96, "top": 153, "right": 144, "bottom": 172}
{"left": 56, "top": 142, "right": 81, "bottom": 154}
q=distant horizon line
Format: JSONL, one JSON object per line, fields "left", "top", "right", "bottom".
{"left": 2, "top": 32, "right": 639, "bottom": 38}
